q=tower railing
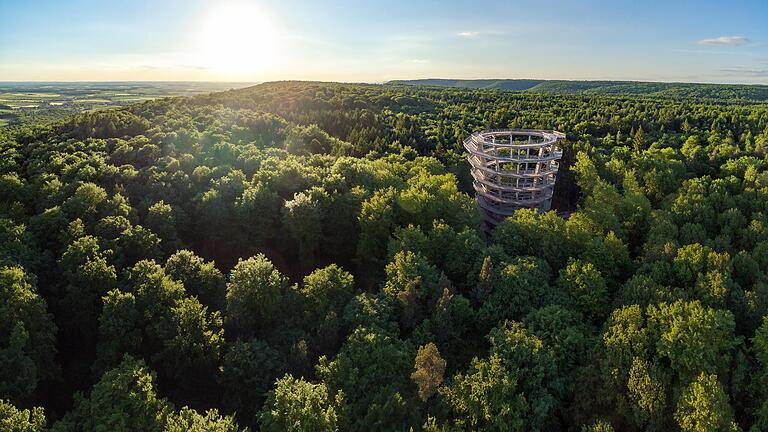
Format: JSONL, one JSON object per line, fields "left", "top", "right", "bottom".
{"left": 463, "top": 129, "right": 565, "bottom": 229}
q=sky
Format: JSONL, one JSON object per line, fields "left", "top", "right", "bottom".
{"left": 0, "top": 0, "right": 766, "bottom": 84}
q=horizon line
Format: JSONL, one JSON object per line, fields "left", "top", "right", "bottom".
{"left": 0, "top": 78, "right": 766, "bottom": 86}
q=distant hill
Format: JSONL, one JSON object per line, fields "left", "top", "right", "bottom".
{"left": 388, "top": 78, "right": 768, "bottom": 102}
{"left": 386, "top": 79, "right": 546, "bottom": 91}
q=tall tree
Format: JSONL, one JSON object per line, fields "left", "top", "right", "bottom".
{"left": 411, "top": 343, "right": 446, "bottom": 402}
{"left": 259, "top": 375, "right": 343, "bottom": 432}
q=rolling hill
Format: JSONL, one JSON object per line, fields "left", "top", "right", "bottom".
{"left": 389, "top": 78, "right": 768, "bottom": 102}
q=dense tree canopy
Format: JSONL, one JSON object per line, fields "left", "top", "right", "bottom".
{"left": 1, "top": 80, "right": 767, "bottom": 430}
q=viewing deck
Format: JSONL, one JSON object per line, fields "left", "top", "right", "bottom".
{"left": 463, "top": 129, "right": 565, "bottom": 229}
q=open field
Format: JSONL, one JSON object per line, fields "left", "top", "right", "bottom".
{"left": 0, "top": 81, "right": 255, "bottom": 127}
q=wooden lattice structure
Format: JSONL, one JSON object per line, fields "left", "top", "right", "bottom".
{"left": 463, "top": 129, "right": 565, "bottom": 228}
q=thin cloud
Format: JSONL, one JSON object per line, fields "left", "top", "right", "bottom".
{"left": 697, "top": 36, "right": 751, "bottom": 46}
{"left": 410, "top": 59, "right": 429, "bottom": 64}
{"left": 720, "top": 67, "right": 768, "bottom": 77}
{"left": 137, "top": 64, "right": 210, "bottom": 71}
{"left": 458, "top": 31, "right": 478, "bottom": 37}
{"left": 671, "top": 48, "right": 744, "bottom": 55}
{"left": 177, "top": 64, "right": 211, "bottom": 70}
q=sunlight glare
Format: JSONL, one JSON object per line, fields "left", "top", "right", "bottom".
{"left": 197, "top": 2, "right": 279, "bottom": 74}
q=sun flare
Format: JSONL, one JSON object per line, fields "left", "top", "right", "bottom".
{"left": 196, "top": 2, "right": 279, "bottom": 74}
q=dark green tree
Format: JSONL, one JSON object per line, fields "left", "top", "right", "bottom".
{"left": 0, "top": 266, "right": 57, "bottom": 403}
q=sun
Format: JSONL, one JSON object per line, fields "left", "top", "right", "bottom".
{"left": 196, "top": 2, "right": 279, "bottom": 75}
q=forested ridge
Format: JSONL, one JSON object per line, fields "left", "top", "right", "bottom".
{"left": 2, "top": 80, "right": 768, "bottom": 431}
{"left": 390, "top": 79, "right": 768, "bottom": 103}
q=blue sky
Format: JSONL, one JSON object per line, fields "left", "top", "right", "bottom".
{"left": 0, "top": 0, "right": 766, "bottom": 83}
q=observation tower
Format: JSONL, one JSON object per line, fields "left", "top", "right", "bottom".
{"left": 463, "top": 129, "right": 565, "bottom": 229}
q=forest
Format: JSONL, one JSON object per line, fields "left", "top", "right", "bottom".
{"left": 1, "top": 80, "right": 768, "bottom": 431}
{"left": 391, "top": 79, "right": 768, "bottom": 103}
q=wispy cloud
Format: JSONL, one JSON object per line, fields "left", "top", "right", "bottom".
{"left": 136, "top": 64, "right": 210, "bottom": 71}
{"left": 177, "top": 64, "right": 210, "bottom": 70}
{"left": 457, "top": 31, "right": 478, "bottom": 37}
{"left": 720, "top": 67, "right": 768, "bottom": 77}
{"left": 409, "top": 59, "right": 429, "bottom": 64}
{"left": 697, "top": 36, "right": 751, "bottom": 46}
{"left": 671, "top": 48, "right": 744, "bottom": 55}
